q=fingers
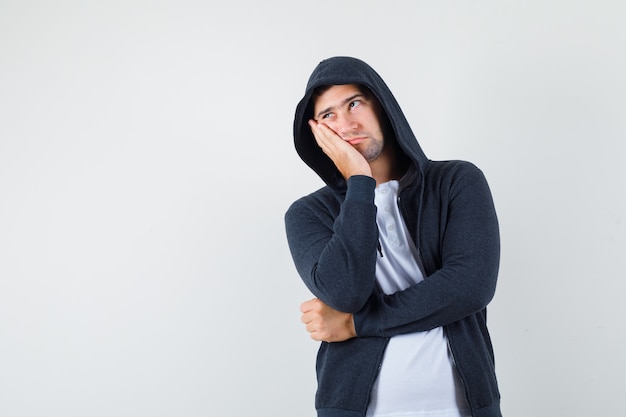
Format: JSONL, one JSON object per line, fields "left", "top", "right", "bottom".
{"left": 300, "top": 297, "right": 319, "bottom": 313}
{"left": 300, "top": 298, "right": 323, "bottom": 340}
{"left": 299, "top": 299, "right": 337, "bottom": 342}
{"left": 308, "top": 119, "right": 371, "bottom": 180}
{"left": 308, "top": 120, "right": 354, "bottom": 155}
{"left": 300, "top": 298, "right": 321, "bottom": 325}
{"left": 308, "top": 120, "right": 341, "bottom": 154}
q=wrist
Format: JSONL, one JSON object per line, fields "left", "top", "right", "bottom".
{"left": 345, "top": 175, "right": 376, "bottom": 195}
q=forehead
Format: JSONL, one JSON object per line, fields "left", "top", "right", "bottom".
{"left": 313, "top": 84, "right": 363, "bottom": 113}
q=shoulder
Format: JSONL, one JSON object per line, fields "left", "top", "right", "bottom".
{"left": 421, "top": 160, "right": 492, "bottom": 201}
{"left": 285, "top": 185, "right": 341, "bottom": 218}
{"left": 425, "top": 159, "right": 488, "bottom": 184}
{"left": 426, "top": 159, "right": 481, "bottom": 176}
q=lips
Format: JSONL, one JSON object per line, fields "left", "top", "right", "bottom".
{"left": 346, "top": 137, "right": 366, "bottom": 145}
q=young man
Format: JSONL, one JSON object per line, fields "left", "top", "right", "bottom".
{"left": 284, "top": 56, "right": 501, "bottom": 417}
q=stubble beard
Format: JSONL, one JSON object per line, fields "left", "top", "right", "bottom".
{"left": 360, "top": 136, "right": 385, "bottom": 162}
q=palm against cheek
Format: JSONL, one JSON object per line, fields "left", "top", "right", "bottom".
{"left": 309, "top": 121, "right": 371, "bottom": 179}
{"left": 308, "top": 120, "right": 345, "bottom": 156}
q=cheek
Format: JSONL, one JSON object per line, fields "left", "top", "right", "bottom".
{"left": 320, "top": 121, "right": 339, "bottom": 133}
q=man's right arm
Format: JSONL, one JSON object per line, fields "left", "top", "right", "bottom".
{"left": 284, "top": 175, "right": 379, "bottom": 313}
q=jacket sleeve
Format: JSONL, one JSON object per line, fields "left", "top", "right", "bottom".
{"left": 353, "top": 163, "right": 500, "bottom": 337}
{"left": 284, "top": 175, "right": 379, "bottom": 313}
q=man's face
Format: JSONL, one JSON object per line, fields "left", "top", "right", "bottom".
{"left": 312, "top": 84, "right": 386, "bottom": 162}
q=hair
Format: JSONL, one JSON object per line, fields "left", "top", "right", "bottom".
{"left": 311, "top": 83, "right": 373, "bottom": 103}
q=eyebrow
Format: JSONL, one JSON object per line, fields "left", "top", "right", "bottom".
{"left": 315, "top": 93, "right": 366, "bottom": 120}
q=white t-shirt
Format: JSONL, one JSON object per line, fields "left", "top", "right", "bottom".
{"left": 366, "top": 180, "right": 470, "bottom": 417}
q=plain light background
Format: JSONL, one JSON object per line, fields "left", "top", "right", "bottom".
{"left": 1, "top": 1, "right": 624, "bottom": 416}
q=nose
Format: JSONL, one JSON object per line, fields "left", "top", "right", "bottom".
{"left": 336, "top": 113, "right": 358, "bottom": 135}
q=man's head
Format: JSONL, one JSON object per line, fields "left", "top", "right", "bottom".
{"left": 294, "top": 57, "right": 424, "bottom": 189}
{"left": 310, "top": 83, "right": 393, "bottom": 163}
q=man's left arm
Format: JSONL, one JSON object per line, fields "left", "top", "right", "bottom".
{"left": 354, "top": 163, "right": 500, "bottom": 338}
{"left": 298, "top": 163, "right": 499, "bottom": 342}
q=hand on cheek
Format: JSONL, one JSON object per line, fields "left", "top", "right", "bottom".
{"left": 308, "top": 120, "right": 372, "bottom": 180}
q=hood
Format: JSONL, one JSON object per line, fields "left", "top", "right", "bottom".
{"left": 293, "top": 56, "right": 429, "bottom": 191}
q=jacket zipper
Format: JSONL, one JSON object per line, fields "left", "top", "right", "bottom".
{"left": 446, "top": 330, "right": 473, "bottom": 413}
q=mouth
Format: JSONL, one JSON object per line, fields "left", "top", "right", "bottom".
{"left": 346, "top": 137, "right": 367, "bottom": 146}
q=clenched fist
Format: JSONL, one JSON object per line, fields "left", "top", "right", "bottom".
{"left": 300, "top": 298, "right": 356, "bottom": 343}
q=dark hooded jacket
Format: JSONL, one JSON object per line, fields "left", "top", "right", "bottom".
{"left": 284, "top": 56, "right": 501, "bottom": 417}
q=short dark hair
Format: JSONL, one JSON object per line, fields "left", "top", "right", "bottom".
{"left": 311, "top": 83, "right": 373, "bottom": 102}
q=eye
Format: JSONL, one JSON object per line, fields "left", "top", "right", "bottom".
{"left": 321, "top": 112, "right": 334, "bottom": 120}
{"left": 349, "top": 100, "right": 362, "bottom": 110}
